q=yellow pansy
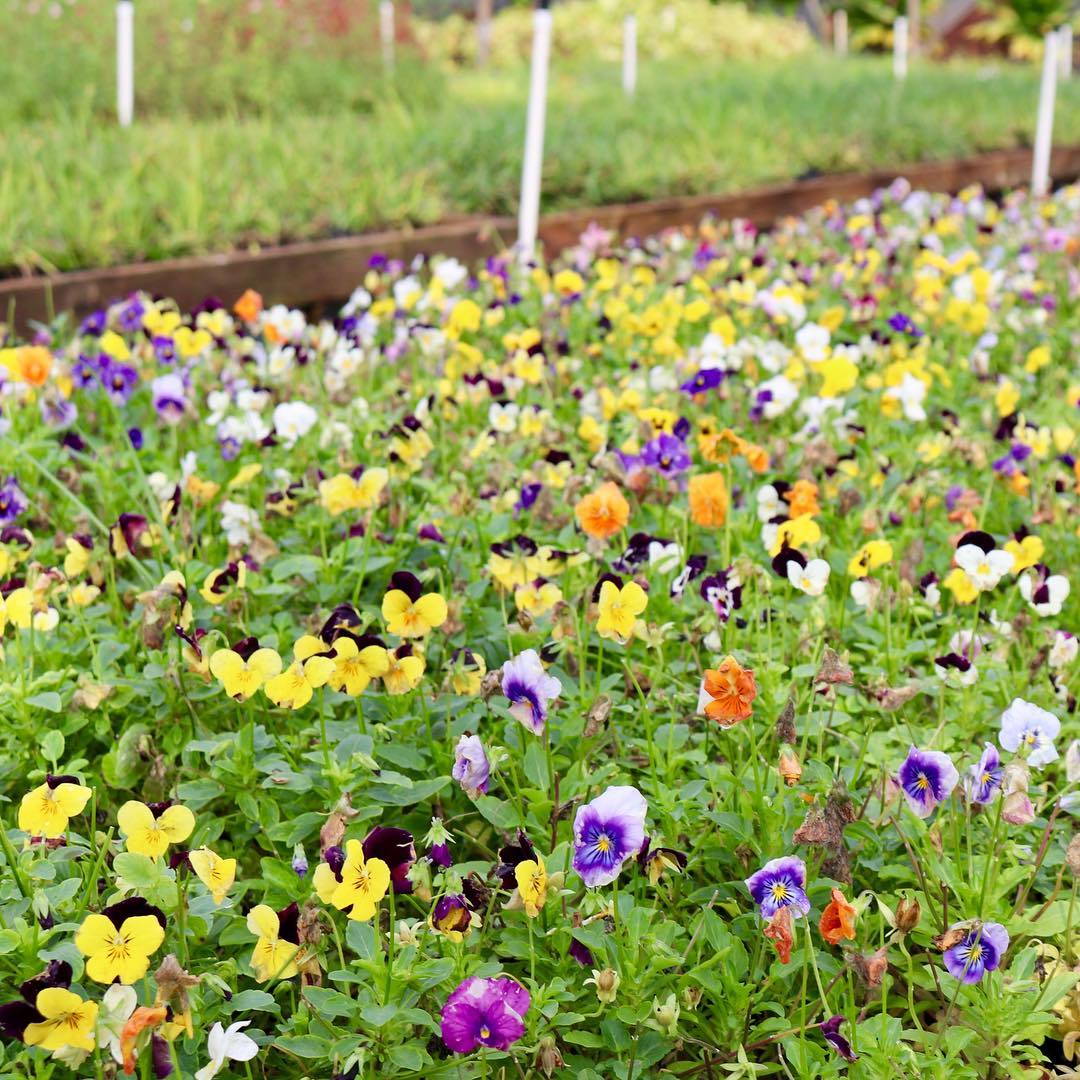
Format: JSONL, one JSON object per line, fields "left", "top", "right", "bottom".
{"left": 117, "top": 800, "right": 195, "bottom": 858}
{"left": 446, "top": 299, "right": 482, "bottom": 338}
{"left": 23, "top": 988, "right": 98, "bottom": 1052}
{"left": 208, "top": 646, "right": 283, "bottom": 701}
{"left": 264, "top": 636, "right": 336, "bottom": 709}
{"left": 327, "top": 839, "right": 391, "bottom": 922}
{"left": 596, "top": 579, "right": 648, "bottom": 643}
{"left": 63, "top": 536, "right": 92, "bottom": 577}
{"left": 76, "top": 908, "right": 165, "bottom": 984}
{"left": 328, "top": 635, "right": 391, "bottom": 696}
{"left": 848, "top": 539, "right": 893, "bottom": 578}
{"left": 515, "top": 855, "right": 548, "bottom": 918}
{"left": 1004, "top": 535, "right": 1044, "bottom": 574}
{"left": 382, "top": 575, "right": 448, "bottom": 638}
{"left": 816, "top": 356, "right": 859, "bottom": 398}
{"left": 318, "top": 468, "right": 389, "bottom": 516}
{"left": 769, "top": 515, "right": 821, "bottom": 557}
{"left": 189, "top": 847, "right": 237, "bottom": 905}
{"left": 515, "top": 579, "right": 563, "bottom": 617}
{"left": 942, "top": 567, "right": 978, "bottom": 606}
{"left": 18, "top": 777, "right": 92, "bottom": 839}
{"left": 995, "top": 379, "right": 1020, "bottom": 418}
{"left": 383, "top": 645, "right": 426, "bottom": 695}
{"left": 247, "top": 905, "right": 300, "bottom": 982}
{"left": 1025, "top": 345, "right": 1051, "bottom": 374}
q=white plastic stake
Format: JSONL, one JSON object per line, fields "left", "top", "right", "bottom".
{"left": 893, "top": 16, "right": 908, "bottom": 79}
{"left": 476, "top": 0, "right": 493, "bottom": 66}
{"left": 517, "top": 4, "right": 552, "bottom": 258}
{"left": 1059, "top": 24, "right": 1073, "bottom": 80}
{"left": 833, "top": 9, "right": 848, "bottom": 55}
{"left": 622, "top": 14, "right": 637, "bottom": 97}
{"left": 116, "top": 0, "right": 134, "bottom": 128}
{"left": 380, "top": 0, "right": 395, "bottom": 69}
{"left": 1032, "top": 30, "right": 1059, "bottom": 197}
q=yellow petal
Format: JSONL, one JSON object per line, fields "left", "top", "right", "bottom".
{"left": 117, "top": 800, "right": 155, "bottom": 838}
{"left": 247, "top": 904, "right": 280, "bottom": 941}
{"left": 158, "top": 804, "right": 195, "bottom": 843}
{"left": 414, "top": 593, "right": 448, "bottom": 629}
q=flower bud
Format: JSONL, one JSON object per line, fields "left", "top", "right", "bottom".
{"left": 650, "top": 993, "right": 680, "bottom": 1036}
{"left": 535, "top": 1036, "right": 564, "bottom": 1077}
{"left": 291, "top": 843, "right": 308, "bottom": 879}
{"left": 681, "top": 984, "right": 703, "bottom": 1011}
{"left": 778, "top": 747, "right": 802, "bottom": 786}
{"left": 588, "top": 968, "right": 620, "bottom": 1003}
{"left": 1066, "top": 835, "right": 1080, "bottom": 877}
{"left": 895, "top": 895, "right": 921, "bottom": 933}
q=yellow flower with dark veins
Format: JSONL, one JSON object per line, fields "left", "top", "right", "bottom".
{"left": 515, "top": 855, "right": 548, "bottom": 918}
{"left": 328, "top": 838, "right": 391, "bottom": 922}
{"left": 23, "top": 988, "right": 98, "bottom": 1052}
{"left": 383, "top": 644, "right": 426, "bottom": 695}
{"left": 18, "top": 775, "right": 92, "bottom": 839}
{"left": 847, "top": 539, "right": 893, "bottom": 578}
{"left": 209, "top": 645, "right": 282, "bottom": 700}
{"left": 76, "top": 899, "right": 166, "bottom": 984}
{"left": 189, "top": 847, "right": 237, "bottom": 905}
{"left": 328, "top": 635, "right": 391, "bottom": 696}
{"left": 247, "top": 904, "right": 301, "bottom": 982}
{"left": 381, "top": 571, "right": 448, "bottom": 638}
{"left": 319, "top": 468, "right": 389, "bottom": 516}
{"left": 117, "top": 800, "right": 195, "bottom": 858}
{"left": 596, "top": 577, "right": 648, "bottom": 643}
{"left": 264, "top": 635, "right": 336, "bottom": 709}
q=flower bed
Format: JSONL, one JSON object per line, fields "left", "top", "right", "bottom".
{"left": 0, "top": 178, "right": 1079, "bottom": 1076}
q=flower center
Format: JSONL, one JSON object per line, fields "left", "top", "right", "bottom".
{"left": 480, "top": 1025, "right": 491, "bottom": 1040}
{"left": 595, "top": 834, "right": 612, "bottom": 854}
{"left": 770, "top": 882, "right": 789, "bottom": 901}
{"left": 915, "top": 773, "right": 931, "bottom": 791}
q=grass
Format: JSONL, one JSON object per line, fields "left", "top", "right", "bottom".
{"left": 5, "top": 54, "right": 1080, "bottom": 272}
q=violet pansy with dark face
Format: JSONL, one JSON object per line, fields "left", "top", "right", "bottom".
{"left": 745, "top": 856, "right": 811, "bottom": 919}
{"left": 943, "top": 922, "right": 1009, "bottom": 983}
{"left": 572, "top": 785, "right": 647, "bottom": 888}
{"left": 501, "top": 649, "right": 562, "bottom": 735}
{"left": 896, "top": 746, "right": 959, "bottom": 819}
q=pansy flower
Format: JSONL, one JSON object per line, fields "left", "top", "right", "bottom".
{"left": 324, "top": 838, "right": 391, "bottom": 921}
{"left": 118, "top": 800, "right": 196, "bottom": 858}
{"left": 847, "top": 539, "right": 893, "bottom": 578}
{"left": 896, "top": 746, "right": 959, "bottom": 818}
{"left": 0, "top": 961, "right": 94, "bottom": 1051}
{"left": 199, "top": 561, "right": 247, "bottom": 605}
{"left": 942, "top": 921, "right": 1009, "bottom": 983}
{"left": 574, "top": 482, "right": 630, "bottom": 540}
{"left": 999, "top": 698, "right": 1060, "bottom": 767}
{"left": 502, "top": 648, "right": 562, "bottom": 734}
{"left": 572, "top": 785, "right": 648, "bottom": 888}
{"left": 952, "top": 530, "right": 1014, "bottom": 592}
{"left": 452, "top": 733, "right": 490, "bottom": 797}
{"left": 637, "top": 838, "right": 688, "bottom": 886}
{"left": 513, "top": 854, "right": 549, "bottom": 918}
{"left": 441, "top": 976, "right": 530, "bottom": 1054}
{"left": 318, "top": 467, "right": 389, "bottom": 516}
{"left": 1018, "top": 564, "right": 1070, "bottom": 617}
{"left": 429, "top": 894, "right": 477, "bottom": 940}
{"left": 820, "top": 1015, "right": 858, "bottom": 1062}
{"left": 700, "top": 656, "right": 758, "bottom": 726}
{"left": 595, "top": 574, "right": 648, "bottom": 643}
{"left": 745, "top": 856, "right": 811, "bottom": 919}
{"left": 209, "top": 642, "right": 283, "bottom": 701}
{"left": 18, "top": 774, "right": 92, "bottom": 839}
{"left": 189, "top": 848, "right": 237, "bottom": 905}
{"left": 76, "top": 897, "right": 167, "bottom": 984}
{"left": 699, "top": 567, "right": 742, "bottom": 621}
{"left": 247, "top": 903, "right": 301, "bottom": 982}
{"left": 688, "top": 471, "right": 728, "bottom": 527}
{"left": 264, "top": 635, "right": 336, "bottom": 709}
{"left": 326, "top": 633, "right": 390, "bottom": 696}
{"left": 819, "top": 887, "right": 857, "bottom": 945}
{"left": 381, "top": 571, "right": 448, "bottom": 638}
{"left": 383, "top": 643, "right": 426, "bottom": 694}
{"left": 964, "top": 743, "right": 1002, "bottom": 804}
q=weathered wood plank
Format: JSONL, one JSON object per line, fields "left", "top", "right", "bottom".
{"left": 4, "top": 145, "right": 1079, "bottom": 331}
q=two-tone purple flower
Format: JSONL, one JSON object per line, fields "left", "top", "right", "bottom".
{"left": 452, "top": 734, "right": 490, "bottom": 798}
{"left": 502, "top": 649, "right": 562, "bottom": 735}
{"left": 441, "top": 975, "right": 530, "bottom": 1053}
{"left": 964, "top": 744, "right": 1002, "bottom": 805}
{"left": 745, "top": 856, "right": 811, "bottom": 919}
{"left": 639, "top": 433, "right": 691, "bottom": 478}
{"left": 0, "top": 476, "right": 27, "bottom": 526}
{"left": 897, "top": 747, "right": 959, "bottom": 819}
{"left": 999, "top": 698, "right": 1060, "bottom": 768}
{"left": 572, "top": 786, "right": 647, "bottom": 887}
{"left": 943, "top": 922, "right": 1009, "bottom": 983}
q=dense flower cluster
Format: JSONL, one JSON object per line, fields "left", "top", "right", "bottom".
{"left": 0, "top": 179, "right": 1078, "bottom": 1075}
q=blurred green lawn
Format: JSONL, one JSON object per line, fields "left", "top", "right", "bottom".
{"left": 4, "top": 3, "right": 1079, "bottom": 274}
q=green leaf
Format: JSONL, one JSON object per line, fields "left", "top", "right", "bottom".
{"left": 523, "top": 741, "right": 550, "bottom": 789}
{"left": 113, "top": 852, "right": 165, "bottom": 891}
{"left": 271, "top": 555, "right": 323, "bottom": 583}
{"left": 303, "top": 987, "right": 356, "bottom": 1019}
{"left": 273, "top": 1036, "right": 328, "bottom": 1058}
{"left": 39, "top": 730, "right": 64, "bottom": 762}
{"left": 474, "top": 794, "right": 522, "bottom": 830}
{"left": 27, "top": 692, "right": 62, "bottom": 714}
{"left": 228, "top": 989, "right": 280, "bottom": 1013}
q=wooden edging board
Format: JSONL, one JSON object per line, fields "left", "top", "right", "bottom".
{"left": 4, "top": 144, "right": 1080, "bottom": 331}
